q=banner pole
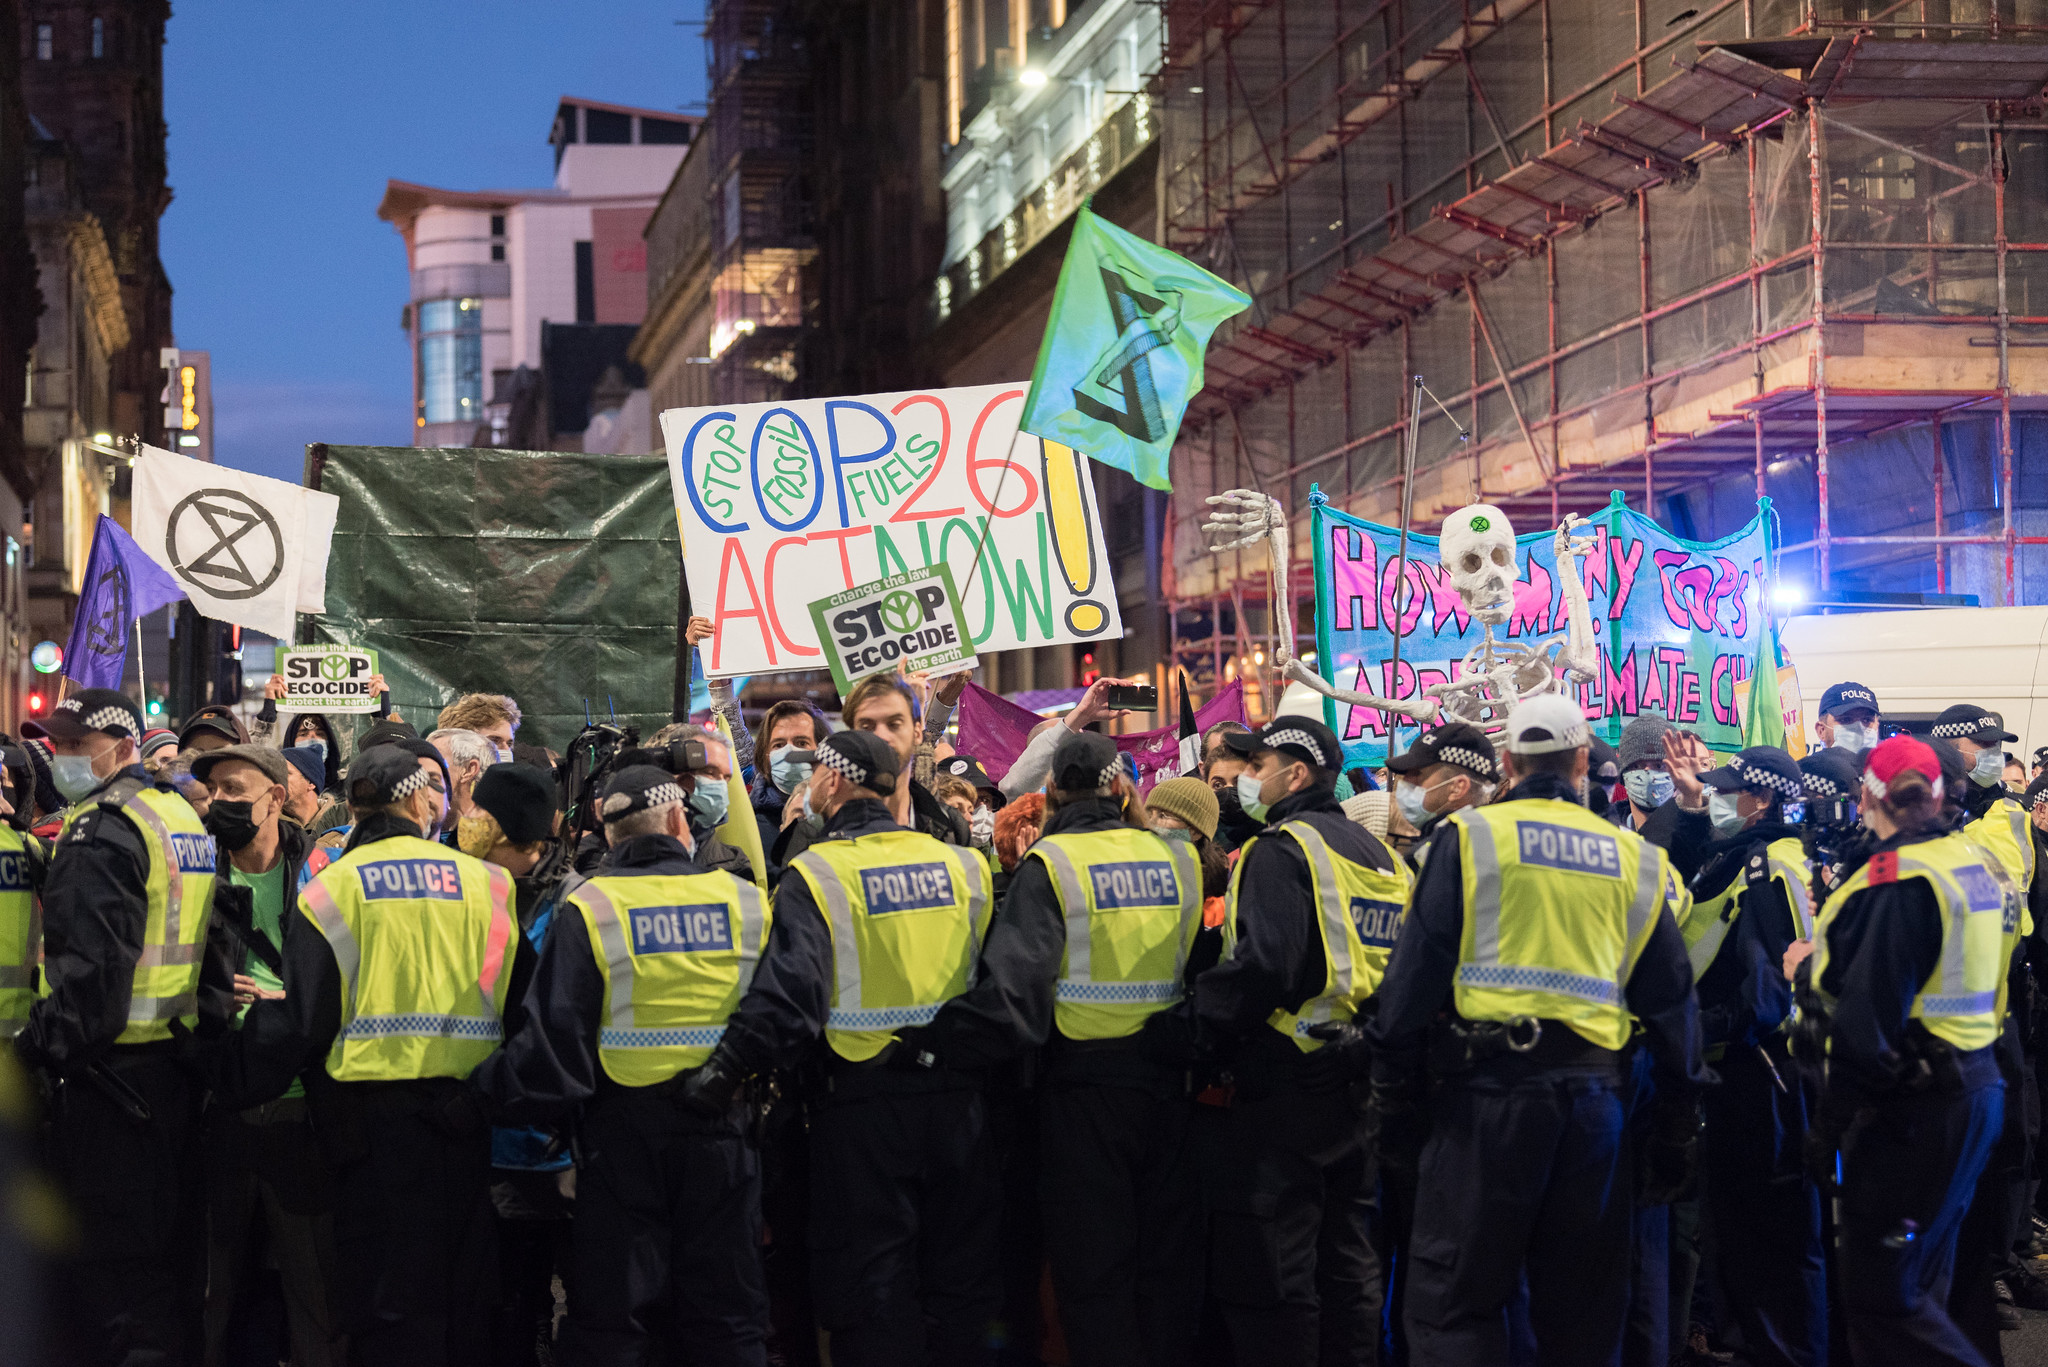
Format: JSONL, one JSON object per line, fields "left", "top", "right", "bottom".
{"left": 1388, "top": 376, "right": 1423, "bottom": 756}
{"left": 134, "top": 616, "right": 146, "bottom": 708}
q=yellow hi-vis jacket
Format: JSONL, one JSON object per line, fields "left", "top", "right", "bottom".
{"left": 788, "top": 829, "right": 992, "bottom": 1063}
{"left": 1967, "top": 794, "right": 2036, "bottom": 937}
{"left": 1681, "top": 836, "right": 1814, "bottom": 982}
{"left": 1450, "top": 799, "right": 1684, "bottom": 1051}
{"left": 0, "top": 827, "right": 35, "bottom": 1038}
{"left": 570, "top": 869, "right": 770, "bottom": 1085}
{"left": 1223, "top": 819, "right": 1414, "bottom": 1052}
{"left": 1811, "top": 831, "right": 2013, "bottom": 1052}
{"left": 1028, "top": 827, "right": 1202, "bottom": 1041}
{"left": 297, "top": 834, "right": 517, "bottom": 1081}
{"left": 60, "top": 778, "right": 218, "bottom": 1044}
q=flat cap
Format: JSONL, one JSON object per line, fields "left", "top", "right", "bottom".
{"left": 1699, "top": 746, "right": 1804, "bottom": 801}
{"left": 1386, "top": 722, "right": 1497, "bottom": 781}
{"left": 190, "top": 743, "right": 289, "bottom": 787}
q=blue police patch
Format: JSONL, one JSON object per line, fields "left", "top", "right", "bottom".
{"left": 0, "top": 852, "right": 29, "bottom": 891}
{"left": 1954, "top": 865, "right": 2004, "bottom": 913}
{"left": 861, "top": 862, "right": 956, "bottom": 915}
{"left": 629, "top": 905, "right": 733, "bottom": 955}
{"left": 1089, "top": 860, "right": 1179, "bottom": 910}
{"left": 168, "top": 832, "right": 217, "bottom": 875}
{"left": 358, "top": 858, "right": 464, "bottom": 901}
{"left": 1515, "top": 822, "right": 1623, "bottom": 879}
{"left": 1350, "top": 898, "right": 1402, "bottom": 948}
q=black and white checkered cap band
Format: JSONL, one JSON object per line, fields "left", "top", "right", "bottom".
{"left": 1097, "top": 761, "right": 1122, "bottom": 788}
{"left": 1932, "top": 716, "right": 2000, "bottom": 739}
{"left": 1437, "top": 745, "right": 1495, "bottom": 778}
{"left": 58, "top": 698, "right": 137, "bottom": 735}
{"left": 600, "top": 781, "right": 686, "bottom": 819}
{"left": 391, "top": 766, "right": 436, "bottom": 801}
{"left": 1264, "top": 728, "right": 1331, "bottom": 768}
{"left": 817, "top": 746, "right": 873, "bottom": 787}
{"left": 1730, "top": 757, "right": 1802, "bottom": 799}
{"left": 1802, "top": 773, "right": 1845, "bottom": 798}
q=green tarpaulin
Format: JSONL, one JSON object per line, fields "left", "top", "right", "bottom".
{"left": 305, "top": 445, "right": 680, "bottom": 751}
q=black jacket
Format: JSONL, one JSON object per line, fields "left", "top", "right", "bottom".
{"left": 770, "top": 778, "right": 969, "bottom": 870}
{"left": 209, "top": 813, "right": 538, "bottom": 1108}
{"left": 1676, "top": 818, "right": 1805, "bottom": 1051}
{"left": 473, "top": 833, "right": 786, "bottom": 1123}
{"left": 1178, "top": 783, "right": 1399, "bottom": 1057}
{"left": 18, "top": 767, "right": 237, "bottom": 1074}
{"left": 1369, "top": 773, "right": 1708, "bottom": 1096}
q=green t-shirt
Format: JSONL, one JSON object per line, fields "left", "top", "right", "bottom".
{"left": 229, "top": 859, "right": 301, "bottom": 1099}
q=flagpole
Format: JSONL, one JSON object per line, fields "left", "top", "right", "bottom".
{"left": 134, "top": 616, "right": 146, "bottom": 711}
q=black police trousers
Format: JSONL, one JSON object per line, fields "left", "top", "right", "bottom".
{"left": 558, "top": 1081, "right": 767, "bottom": 1367}
{"left": 807, "top": 1069, "right": 1000, "bottom": 1367}
{"left": 1207, "top": 1037, "right": 1379, "bottom": 1367}
{"left": 1038, "top": 1055, "right": 1202, "bottom": 1367}
{"left": 47, "top": 1047, "right": 205, "bottom": 1367}
{"left": 1702, "top": 1042, "right": 1828, "bottom": 1367}
{"left": 1403, "top": 1056, "right": 1632, "bottom": 1366}
{"left": 1838, "top": 1064, "right": 2003, "bottom": 1367}
{"left": 324, "top": 1078, "right": 496, "bottom": 1367}
{"left": 1951, "top": 1014, "right": 2038, "bottom": 1365}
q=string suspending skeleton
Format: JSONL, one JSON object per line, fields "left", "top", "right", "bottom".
{"left": 1200, "top": 490, "right": 1601, "bottom": 741}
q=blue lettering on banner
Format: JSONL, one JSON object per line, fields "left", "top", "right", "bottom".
{"left": 0, "top": 852, "right": 29, "bottom": 891}
{"left": 1089, "top": 860, "right": 1179, "bottom": 910}
{"left": 1350, "top": 898, "right": 1403, "bottom": 948}
{"left": 1516, "top": 822, "right": 1623, "bottom": 878}
{"left": 861, "top": 862, "right": 957, "bottom": 915}
{"left": 168, "top": 832, "right": 217, "bottom": 874}
{"left": 357, "top": 858, "right": 465, "bottom": 902}
{"left": 629, "top": 904, "right": 734, "bottom": 955}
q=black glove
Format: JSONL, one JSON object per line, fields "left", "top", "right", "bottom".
{"left": 1636, "top": 1096, "right": 1700, "bottom": 1206}
{"left": 1803, "top": 1088, "right": 1862, "bottom": 1191}
{"left": 887, "top": 1027, "right": 940, "bottom": 1072}
{"left": 428, "top": 1083, "right": 492, "bottom": 1139}
{"left": 676, "top": 1054, "right": 745, "bottom": 1118}
{"left": 1137, "top": 1009, "right": 1198, "bottom": 1070}
{"left": 1368, "top": 1076, "right": 1428, "bottom": 1189}
{"left": 1298, "top": 1022, "right": 1372, "bottom": 1095}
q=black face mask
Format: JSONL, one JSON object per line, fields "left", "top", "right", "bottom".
{"left": 205, "top": 799, "right": 263, "bottom": 853}
{"left": 1214, "top": 784, "right": 1260, "bottom": 835}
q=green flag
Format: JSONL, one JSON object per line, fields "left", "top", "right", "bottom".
{"left": 1742, "top": 623, "right": 1787, "bottom": 750}
{"left": 1019, "top": 205, "right": 1251, "bottom": 491}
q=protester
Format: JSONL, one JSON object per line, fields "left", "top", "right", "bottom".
{"left": 749, "top": 696, "right": 828, "bottom": 879}
{"left": 437, "top": 692, "right": 523, "bottom": 762}
{"left": 280, "top": 743, "right": 329, "bottom": 830}
{"left": 428, "top": 726, "right": 496, "bottom": 839}
{"left": 1613, "top": 711, "right": 1674, "bottom": 831}
{"left": 775, "top": 677, "right": 967, "bottom": 870}
{"left": 179, "top": 703, "right": 248, "bottom": 754}
{"left": 997, "top": 676, "right": 1149, "bottom": 801}
{"left": 139, "top": 726, "right": 180, "bottom": 772}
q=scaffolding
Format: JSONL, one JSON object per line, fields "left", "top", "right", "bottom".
{"left": 1153, "top": 0, "right": 2048, "bottom": 714}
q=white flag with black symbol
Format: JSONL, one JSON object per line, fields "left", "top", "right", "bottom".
{"left": 131, "top": 445, "right": 341, "bottom": 639}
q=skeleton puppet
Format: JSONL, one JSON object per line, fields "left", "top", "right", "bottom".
{"left": 1201, "top": 490, "right": 1600, "bottom": 739}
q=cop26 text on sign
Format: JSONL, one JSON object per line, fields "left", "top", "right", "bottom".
{"left": 807, "top": 564, "right": 976, "bottom": 695}
{"left": 276, "top": 646, "right": 381, "bottom": 714}
{"left": 660, "top": 384, "right": 1122, "bottom": 679}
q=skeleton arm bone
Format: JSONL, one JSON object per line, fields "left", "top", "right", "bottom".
{"left": 1552, "top": 515, "right": 1600, "bottom": 683}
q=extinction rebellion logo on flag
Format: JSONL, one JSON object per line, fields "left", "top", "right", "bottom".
{"left": 807, "top": 564, "right": 977, "bottom": 694}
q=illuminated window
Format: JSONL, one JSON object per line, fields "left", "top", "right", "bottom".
{"left": 35, "top": 24, "right": 52, "bottom": 60}
{"left": 418, "top": 298, "right": 483, "bottom": 426}
{"left": 91, "top": 16, "right": 102, "bottom": 57}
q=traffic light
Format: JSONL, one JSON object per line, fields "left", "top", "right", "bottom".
{"left": 27, "top": 692, "right": 45, "bottom": 717}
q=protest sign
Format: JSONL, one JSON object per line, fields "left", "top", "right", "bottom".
{"left": 1735, "top": 660, "right": 1807, "bottom": 758}
{"left": 275, "top": 645, "right": 381, "bottom": 713}
{"left": 660, "top": 384, "right": 1123, "bottom": 679}
{"left": 1309, "top": 488, "right": 1778, "bottom": 768}
{"left": 809, "top": 565, "right": 976, "bottom": 694}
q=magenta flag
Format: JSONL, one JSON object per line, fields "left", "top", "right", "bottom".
{"left": 954, "top": 680, "right": 1247, "bottom": 793}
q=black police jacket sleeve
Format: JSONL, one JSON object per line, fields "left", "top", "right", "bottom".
{"left": 718, "top": 867, "right": 833, "bottom": 1076}
{"left": 1692, "top": 855, "right": 1800, "bottom": 1049}
{"left": 22, "top": 807, "right": 151, "bottom": 1072}
{"left": 471, "top": 904, "right": 603, "bottom": 1123}
{"left": 1368, "top": 821, "right": 1467, "bottom": 1080}
{"left": 1817, "top": 869, "right": 1945, "bottom": 1096}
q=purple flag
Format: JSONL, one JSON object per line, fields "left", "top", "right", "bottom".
{"left": 955, "top": 680, "right": 1248, "bottom": 795}
{"left": 64, "top": 516, "right": 186, "bottom": 690}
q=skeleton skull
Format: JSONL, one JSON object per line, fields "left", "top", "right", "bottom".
{"left": 1441, "top": 504, "right": 1517, "bottom": 626}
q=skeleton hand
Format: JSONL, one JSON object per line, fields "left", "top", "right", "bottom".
{"left": 1554, "top": 514, "right": 1596, "bottom": 562}
{"left": 1551, "top": 513, "right": 1600, "bottom": 684}
{"left": 1202, "top": 489, "right": 1286, "bottom": 552}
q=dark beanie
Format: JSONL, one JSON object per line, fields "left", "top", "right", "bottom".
{"left": 473, "top": 763, "right": 559, "bottom": 845}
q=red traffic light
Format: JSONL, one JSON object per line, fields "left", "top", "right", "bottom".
{"left": 27, "top": 693, "right": 44, "bottom": 714}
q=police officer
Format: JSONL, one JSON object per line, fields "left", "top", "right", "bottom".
{"left": 212, "top": 743, "right": 529, "bottom": 1366}
{"left": 997, "top": 730, "right": 1204, "bottom": 1366}
{"left": 1664, "top": 744, "right": 1826, "bottom": 1367}
{"left": 1814, "top": 681, "right": 1882, "bottom": 758}
{"left": 1368, "top": 695, "right": 1704, "bottom": 1365}
{"left": 1934, "top": 704, "right": 2034, "bottom": 900}
{"left": 1149, "top": 715, "right": 1409, "bottom": 1366}
{"left": 476, "top": 763, "right": 781, "bottom": 1364}
{"left": 0, "top": 741, "right": 42, "bottom": 1040}
{"left": 687, "top": 729, "right": 1010, "bottom": 1367}
{"left": 15, "top": 688, "right": 227, "bottom": 1363}
{"left": 1801, "top": 736, "right": 2009, "bottom": 1363}
{"left": 1383, "top": 722, "right": 1498, "bottom": 868}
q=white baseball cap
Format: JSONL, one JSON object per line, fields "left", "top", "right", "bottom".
{"left": 1505, "top": 695, "right": 1591, "bottom": 755}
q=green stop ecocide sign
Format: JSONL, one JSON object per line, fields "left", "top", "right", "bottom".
{"left": 807, "top": 564, "right": 976, "bottom": 695}
{"left": 276, "top": 646, "right": 380, "bottom": 713}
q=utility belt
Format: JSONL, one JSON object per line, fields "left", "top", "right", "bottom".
{"left": 1891, "top": 1025, "right": 1970, "bottom": 1095}
{"left": 1428, "top": 1016, "right": 1623, "bottom": 1077}
{"left": 821, "top": 1045, "right": 985, "bottom": 1099}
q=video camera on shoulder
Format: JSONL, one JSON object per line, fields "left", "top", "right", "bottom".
{"left": 560, "top": 720, "right": 640, "bottom": 837}
{"left": 635, "top": 733, "right": 719, "bottom": 778}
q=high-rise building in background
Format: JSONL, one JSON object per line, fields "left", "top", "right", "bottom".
{"left": 376, "top": 96, "right": 698, "bottom": 452}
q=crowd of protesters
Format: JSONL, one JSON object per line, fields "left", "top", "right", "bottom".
{"left": 2, "top": 643, "right": 2045, "bottom": 1367}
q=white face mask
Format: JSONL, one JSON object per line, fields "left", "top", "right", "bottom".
{"left": 1708, "top": 790, "right": 1748, "bottom": 836}
{"left": 1237, "top": 771, "right": 1272, "bottom": 824}
{"left": 1833, "top": 721, "right": 1878, "bottom": 754}
{"left": 969, "top": 805, "right": 995, "bottom": 846}
{"left": 1970, "top": 748, "right": 2005, "bottom": 788}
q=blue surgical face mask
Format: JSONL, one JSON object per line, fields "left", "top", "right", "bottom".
{"left": 1707, "top": 790, "right": 1748, "bottom": 836}
{"left": 799, "top": 785, "right": 824, "bottom": 835}
{"left": 1623, "top": 769, "right": 1674, "bottom": 811}
{"left": 770, "top": 746, "right": 813, "bottom": 795}
{"left": 1154, "top": 824, "right": 1194, "bottom": 844}
{"left": 51, "top": 753, "right": 102, "bottom": 804}
{"left": 1236, "top": 772, "right": 1271, "bottom": 824}
{"left": 301, "top": 738, "right": 328, "bottom": 760}
{"left": 1971, "top": 748, "right": 2005, "bottom": 788}
{"left": 1394, "top": 780, "right": 1434, "bottom": 829}
{"left": 1833, "top": 721, "right": 1878, "bottom": 755}
{"left": 689, "top": 776, "right": 731, "bottom": 828}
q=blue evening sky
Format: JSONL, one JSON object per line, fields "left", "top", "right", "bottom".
{"left": 160, "top": 2, "right": 708, "bottom": 484}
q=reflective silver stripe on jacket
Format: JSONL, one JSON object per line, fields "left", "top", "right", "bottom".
{"left": 135, "top": 943, "right": 203, "bottom": 969}
{"left": 1455, "top": 810, "right": 1662, "bottom": 1008}
{"left": 1036, "top": 835, "right": 1197, "bottom": 1006}
{"left": 339, "top": 1013, "right": 503, "bottom": 1041}
{"left": 799, "top": 844, "right": 989, "bottom": 1032}
{"left": 0, "top": 966, "right": 30, "bottom": 990}
{"left": 298, "top": 878, "right": 361, "bottom": 1024}
{"left": 1770, "top": 854, "right": 1815, "bottom": 940}
{"left": 119, "top": 793, "right": 186, "bottom": 952}
{"left": 1687, "top": 914, "right": 1733, "bottom": 982}
{"left": 127, "top": 991, "right": 197, "bottom": 1024}
{"left": 1900, "top": 855, "right": 1996, "bottom": 1018}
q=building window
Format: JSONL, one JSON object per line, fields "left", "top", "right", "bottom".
{"left": 91, "top": 16, "right": 102, "bottom": 57}
{"left": 35, "top": 23, "right": 52, "bottom": 59}
{"left": 490, "top": 214, "right": 506, "bottom": 263}
{"left": 574, "top": 242, "right": 595, "bottom": 323}
{"left": 418, "top": 298, "right": 483, "bottom": 426}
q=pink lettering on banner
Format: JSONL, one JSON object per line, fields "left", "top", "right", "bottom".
{"left": 1730, "top": 568, "right": 1751, "bottom": 639}
{"left": 1707, "top": 558, "right": 1741, "bottom": 636}
{"left": 1656, "top": 647, "right": 1690, "bottom": 720}
{"left": 1506, "top": 560, "right": 1554, "bottom": 639}
{"left": 1603, "top": 645, "right": 1640, "bottom": 718}
{"left": 1414, "top": 560, "right": 1473, "bottom": 636}
{"left": 1710, "top": 655, "right": 1736, "bottom": 725}
{"left": 1378, "top": 558, "right": 1427, "bottom": 638}
{"left": 1655, "top": 550, "right": 1719, "bottom": 632}
{"left": 1609, "top": 536, "right": 1647, "bottom": 618}
{"left": 1677, "top": 667, "right": 1702, "bottom": 723}
{"left": 1580, "top": 527, "right": 1610, "bottom": 605}
{"left": 1329, "top": 527, "right": 1379, "bottom": 631}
